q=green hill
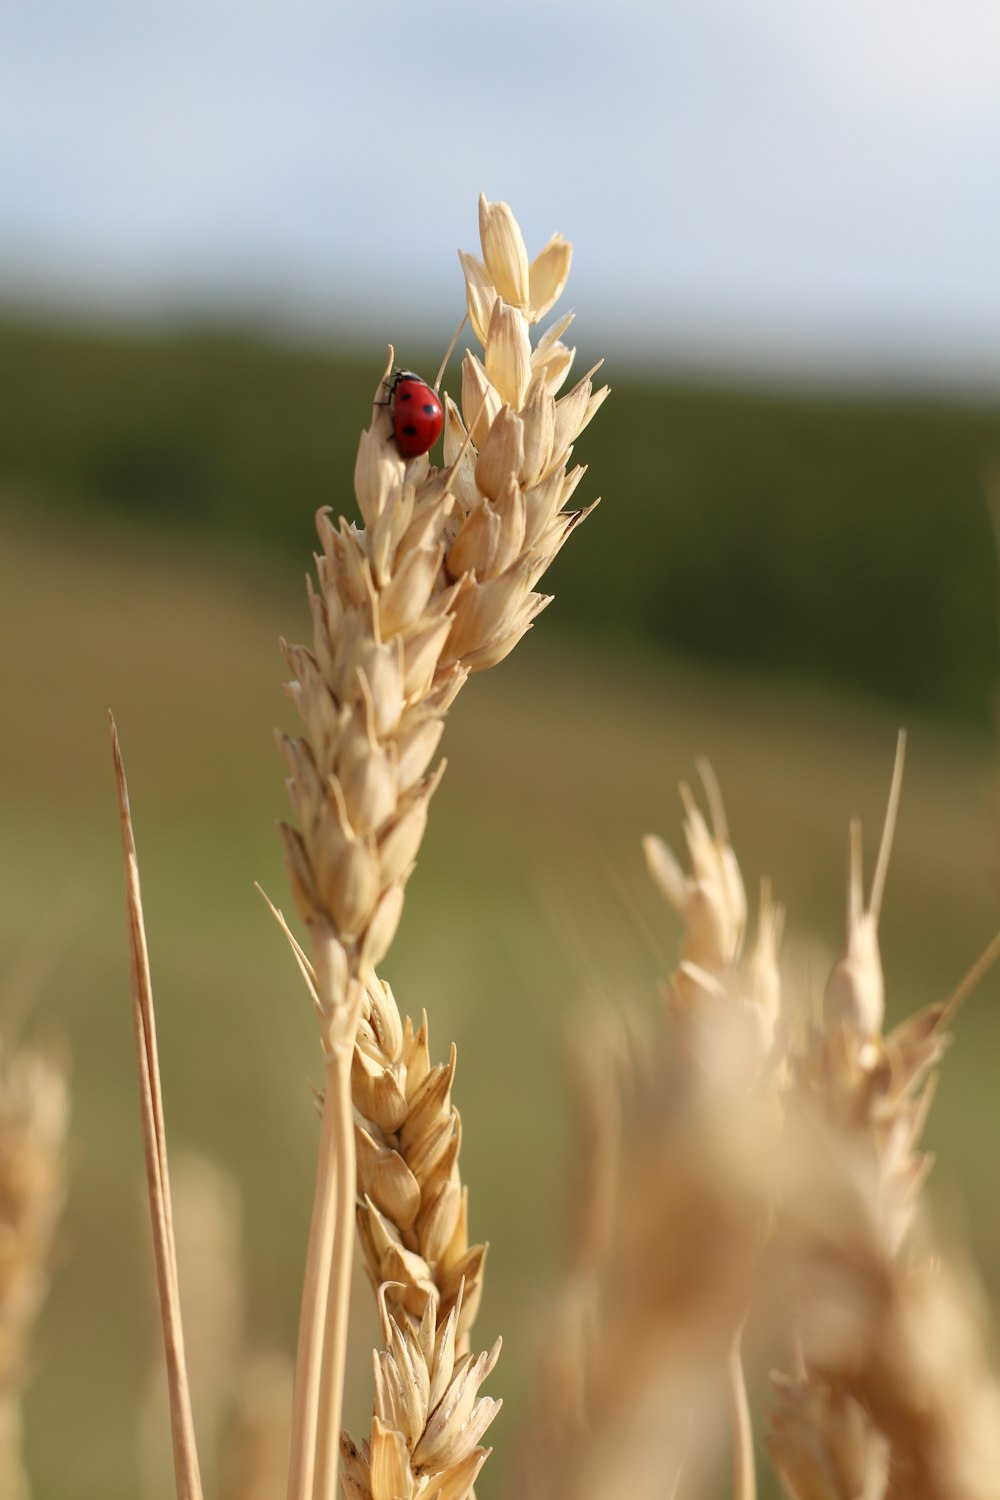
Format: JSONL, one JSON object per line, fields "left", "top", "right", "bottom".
{"left": 2, "top": 316, "right": 999, "bottom": 728}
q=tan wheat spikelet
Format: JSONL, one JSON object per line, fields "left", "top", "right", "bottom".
{"left": 340, "top": 1283, "right": 500, "bottom": 1500}
{"left": 644, "top": 761, "right": 783, "bottom": 1086}
{"left": 352, "top": 975, "right": 485, "bottom": 1346}
{"left": 768, "top": 1376, "right": 890, "bottom": 1500}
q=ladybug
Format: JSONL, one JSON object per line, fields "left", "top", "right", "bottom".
{"left": 388, "top": 370, "right": 444, "bottom": 459}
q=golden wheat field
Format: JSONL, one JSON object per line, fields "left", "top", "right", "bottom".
{"left": 3, "top": 196, "right": 1000, "bottom": 1500}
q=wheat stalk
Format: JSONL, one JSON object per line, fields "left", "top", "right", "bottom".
{"left": 112, "top": 720, "right": 204, "bottom": 1500}
{"left": 275, "top": 193, "right": 606, "bottom": 1500}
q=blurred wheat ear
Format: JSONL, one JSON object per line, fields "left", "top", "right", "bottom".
{"left": 516, "top": 736, "right": 1000, "bottom": 1500}
{"left": 0, "top": 1032, "right": 68, "bottom": 1500}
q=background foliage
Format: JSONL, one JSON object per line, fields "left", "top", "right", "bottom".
{"left": 3, "top": 317, "right": 998, "bottom": 724}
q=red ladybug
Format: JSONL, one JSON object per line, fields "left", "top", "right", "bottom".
{"left": 389, "top": 370, "right": 444, "bottom": 458}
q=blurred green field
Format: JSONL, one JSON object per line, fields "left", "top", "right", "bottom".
{"left": 3, "top": 317, "right": 1000, "bottom": 725}
{"left": 2, "top": 487, "right": 999, "bottom": 1500}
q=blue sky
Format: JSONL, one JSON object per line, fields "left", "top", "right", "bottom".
{"left": 4, "top": 0, "right": 1000, "bottom": 386}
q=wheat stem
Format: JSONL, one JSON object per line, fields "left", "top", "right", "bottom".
{"left": 728, "top": 1327, "right": 756, "bottom": 1500}
{"left": 313, "top": 982, "right": 365, "bottom": 1500}
{"left": 111, "top": 716, "right": 203, "bottom": 1500}
{"left": 285, "top": 1085, "right": 337, "bottom": 1500}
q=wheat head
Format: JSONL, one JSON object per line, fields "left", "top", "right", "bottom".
{"left": 273, "top": 194, "right": 606, "bottom": 1500}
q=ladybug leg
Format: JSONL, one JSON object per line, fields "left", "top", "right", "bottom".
{"left": 373, "top": 370, "right": 400, "bottom": 410}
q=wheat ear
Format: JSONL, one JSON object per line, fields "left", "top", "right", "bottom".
{"left": 517, "top": 780, "right": 782, "bottom": 1500}
{"left": 770, "top": 736, "right": 1000, "bottom": 1498}
{"left": 278, "top": 194, "right": 606, "bottom": 1500}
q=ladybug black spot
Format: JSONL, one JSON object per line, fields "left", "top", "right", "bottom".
{"left": 402, "top": 424, "right": 418, "bottom": 437}
{"left": 398, "top": 389, "right": 413, "bottom": 403}
{"left": 422, "top": 403, "right": 436, "bottom": 415}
